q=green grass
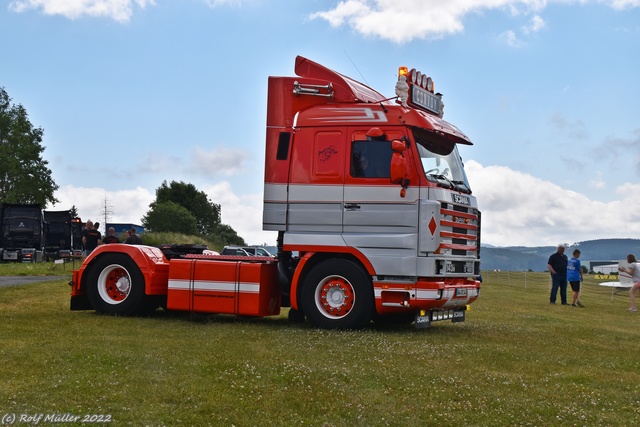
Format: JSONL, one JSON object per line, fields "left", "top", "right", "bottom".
{"left": 0, "top": 261, "right": 71, "bottom": 276}
{"left": 1, "top": 271, "right": 639, "bottom": 426}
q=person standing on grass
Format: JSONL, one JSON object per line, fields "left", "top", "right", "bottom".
{"left": 548, "top": 243, "right": 568, "bottom": 305}
{"left": 102, "top": 227, "right": 120, "bottom": 244}
{"left": 568, "top": 249, "right": 584, "bottom": 308}
{"left": 124, "top": 227, "right": 143, "bottom": 245}
{"left": 82, "top": 220, "right": 102, "bottom": 256}
{"left": 81, "top": 219, "right": 93, "bottom": 254}
{"left": 618, "top": 254, "right": 640, "bottom": 312}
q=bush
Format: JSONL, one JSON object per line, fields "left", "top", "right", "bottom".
{"left": 139, "top": 231, "right": 220, "bottom": 252}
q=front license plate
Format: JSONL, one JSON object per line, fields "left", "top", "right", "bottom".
{"left": 455, "top": 288, "right": 467, "bottom": 297}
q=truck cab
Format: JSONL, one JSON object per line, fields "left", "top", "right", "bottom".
{"left": 1, "top": 203, "right": 44, "bottom": 262}
{"left": 263, "top": 57, "right": 480, "bottom": 328}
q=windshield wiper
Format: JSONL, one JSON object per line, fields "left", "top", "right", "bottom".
{"left": 431, "top": 175, "right": 469, "bottom": 193}
{"left": 451, "top": 180, "right": 471, "bottom": 193}
{"left": 428, "top": 174, "right": 454, "bottom": 189}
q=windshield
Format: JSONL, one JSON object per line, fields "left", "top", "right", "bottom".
{"left": 411, "top": 126, "right": 471, "bottom": 193}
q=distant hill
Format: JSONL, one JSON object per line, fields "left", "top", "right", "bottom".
{"left": 256, "top": 240, "right": 640, "bottom": 272}
{"left": 480, "top": 238, "right": 640, "bottom": 272}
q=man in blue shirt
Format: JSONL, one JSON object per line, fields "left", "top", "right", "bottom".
{"left": 548, "top": 244, "right": 568, "bottom": 305}
{"left": 567, "top": 249, "right": 584, "bottom": 307}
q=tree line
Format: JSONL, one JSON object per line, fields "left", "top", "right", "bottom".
{"left": 0, "top": 86, "right": 245, "bottom": 247}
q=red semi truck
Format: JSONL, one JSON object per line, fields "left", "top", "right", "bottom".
{"left": 70, "top": 56, "right": 481, "bottom": 329}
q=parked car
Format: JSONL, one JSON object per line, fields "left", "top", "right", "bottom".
{"left": 221, "top": 246, "right": 274, "bottom": 257}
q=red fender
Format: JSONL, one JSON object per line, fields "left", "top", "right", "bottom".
{"left": 71, "top": 244, "right": 170, "bottom": 297}
{"left": 286, "top": 246, "right": 376, "bottom": 311}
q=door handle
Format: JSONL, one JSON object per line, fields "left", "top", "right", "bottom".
{"left": 344, "top": 204, "right": 361, "bottom": 210}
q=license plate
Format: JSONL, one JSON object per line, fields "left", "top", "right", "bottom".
{"left": 3, "top": 252, "right": 17, "bottom": 260}
{"left": 455, "top": 288, "right": 467, "bottom": 297}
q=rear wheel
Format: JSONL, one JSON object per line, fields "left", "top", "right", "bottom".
{"left": 85, "top": 253, "right": 148, "bottom": 316}
{"left": 300, "top": 259, "right": 373, "bottom": 330}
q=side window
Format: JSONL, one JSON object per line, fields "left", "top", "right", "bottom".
{"left": 350, "top": 140, "right": 393, "bottom": 178}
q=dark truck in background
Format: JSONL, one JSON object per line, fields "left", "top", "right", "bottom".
{"left": 43, "top": 210, "right": 83, "bottom": 261}
{"left": 0, "top": 203, "right": 44, "bottom": 262}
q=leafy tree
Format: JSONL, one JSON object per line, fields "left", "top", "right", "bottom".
{"left": 143, "top": 181, "right": 245, "bottom": 246}
{"left": 142, "top": 201, "right": 198, "bottom": 235}
{"left": 209, "top": 223, "right": 245, "bottom": 247}
{"left": 154, "top": 181, "right": 220, "bottom": 235}
{"left": 0, "top": 87, "right": 58, "bottom": 206}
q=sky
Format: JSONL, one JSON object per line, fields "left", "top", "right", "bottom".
{"left": 1, "top": 0, "right": 640, "bottom": 248}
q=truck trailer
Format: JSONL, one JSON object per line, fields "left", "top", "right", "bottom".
{"left": 70, "top": 56, "right": 481, "bottom": 329}
{"left": 0, "top": 203, "right": 44, "bottom": 262}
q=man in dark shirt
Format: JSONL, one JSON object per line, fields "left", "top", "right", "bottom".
{"left": 124, "top": 228, "right": 143, "bottom": 245}
{"left": 83, "top": 221, "right": 102, "bottom": 256}
{"left": 547, "top": 244, "right": 568, "bottom": 305}
{"left": 103, "top": 227, "right": 120, "bottom": 244}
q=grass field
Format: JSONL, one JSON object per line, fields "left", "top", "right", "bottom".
{"left": 1, "top": 268, "right": 639, "bottom": 426}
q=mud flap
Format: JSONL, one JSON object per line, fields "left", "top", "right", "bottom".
{"left": 415, "top": 308, "right": 466, "bottom": 329}
{"left": 70, "top": 295, "right": 92, "bottom": 310}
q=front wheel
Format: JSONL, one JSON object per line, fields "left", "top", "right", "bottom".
{"left": 300, "top": 259, "right": 373, "bottom": 330}
{"left": 85, "top": 253, "right": 148, "bottom": 316}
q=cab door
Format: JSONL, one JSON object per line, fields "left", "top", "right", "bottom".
{"left": 342, "top": 129, "right": 420, "bottom": 276}
{"left": 286, "top": 128, "right": 346, "bottom": 234}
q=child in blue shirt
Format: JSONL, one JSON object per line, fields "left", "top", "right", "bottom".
{"left": 567, "top": 249, "right": 584, "bottom": 307}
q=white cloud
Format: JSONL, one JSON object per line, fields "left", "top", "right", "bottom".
{"left": 204, "top": 0, "right": 243, "bottom": 7}
{"left": 9, "top": 0, "right": 156, "bottom": 22}
{"left": 11, "top": 0, "right": 638, "bottom": 30}
{"left": 202, "top": 182, "right": 277, "bottom": 246}
{"left": 522, "top": 14, "right": 545, "bottom": 34}
{"left": 49, "top": 185, "right": 154, "bottom": 230}
{"left": 465, "top": 160, "right": 640, "bottom": 247}
{"left": 310, "top": 0, "right": 467, "bottom": 43}
{"left": 605, "top": 0, "right": 640, "bottom": 9}
{"left": 134, "top": 147, "right": 250, "bottom": 177}
{"left": 499, "top": 29, "right": 521, "bottom": 47}
{"left": 310, "top": 0, "right": 639, "bottom": 43}
{"left": 137, "top": 153, "right": 184, "bottom": 174}
{"left": 189, "top": 146, "right": 251, "bottom": 177}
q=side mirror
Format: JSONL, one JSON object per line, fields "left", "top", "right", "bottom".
{"left": 389, "top": 140, "right": 410, "bottom": 197}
